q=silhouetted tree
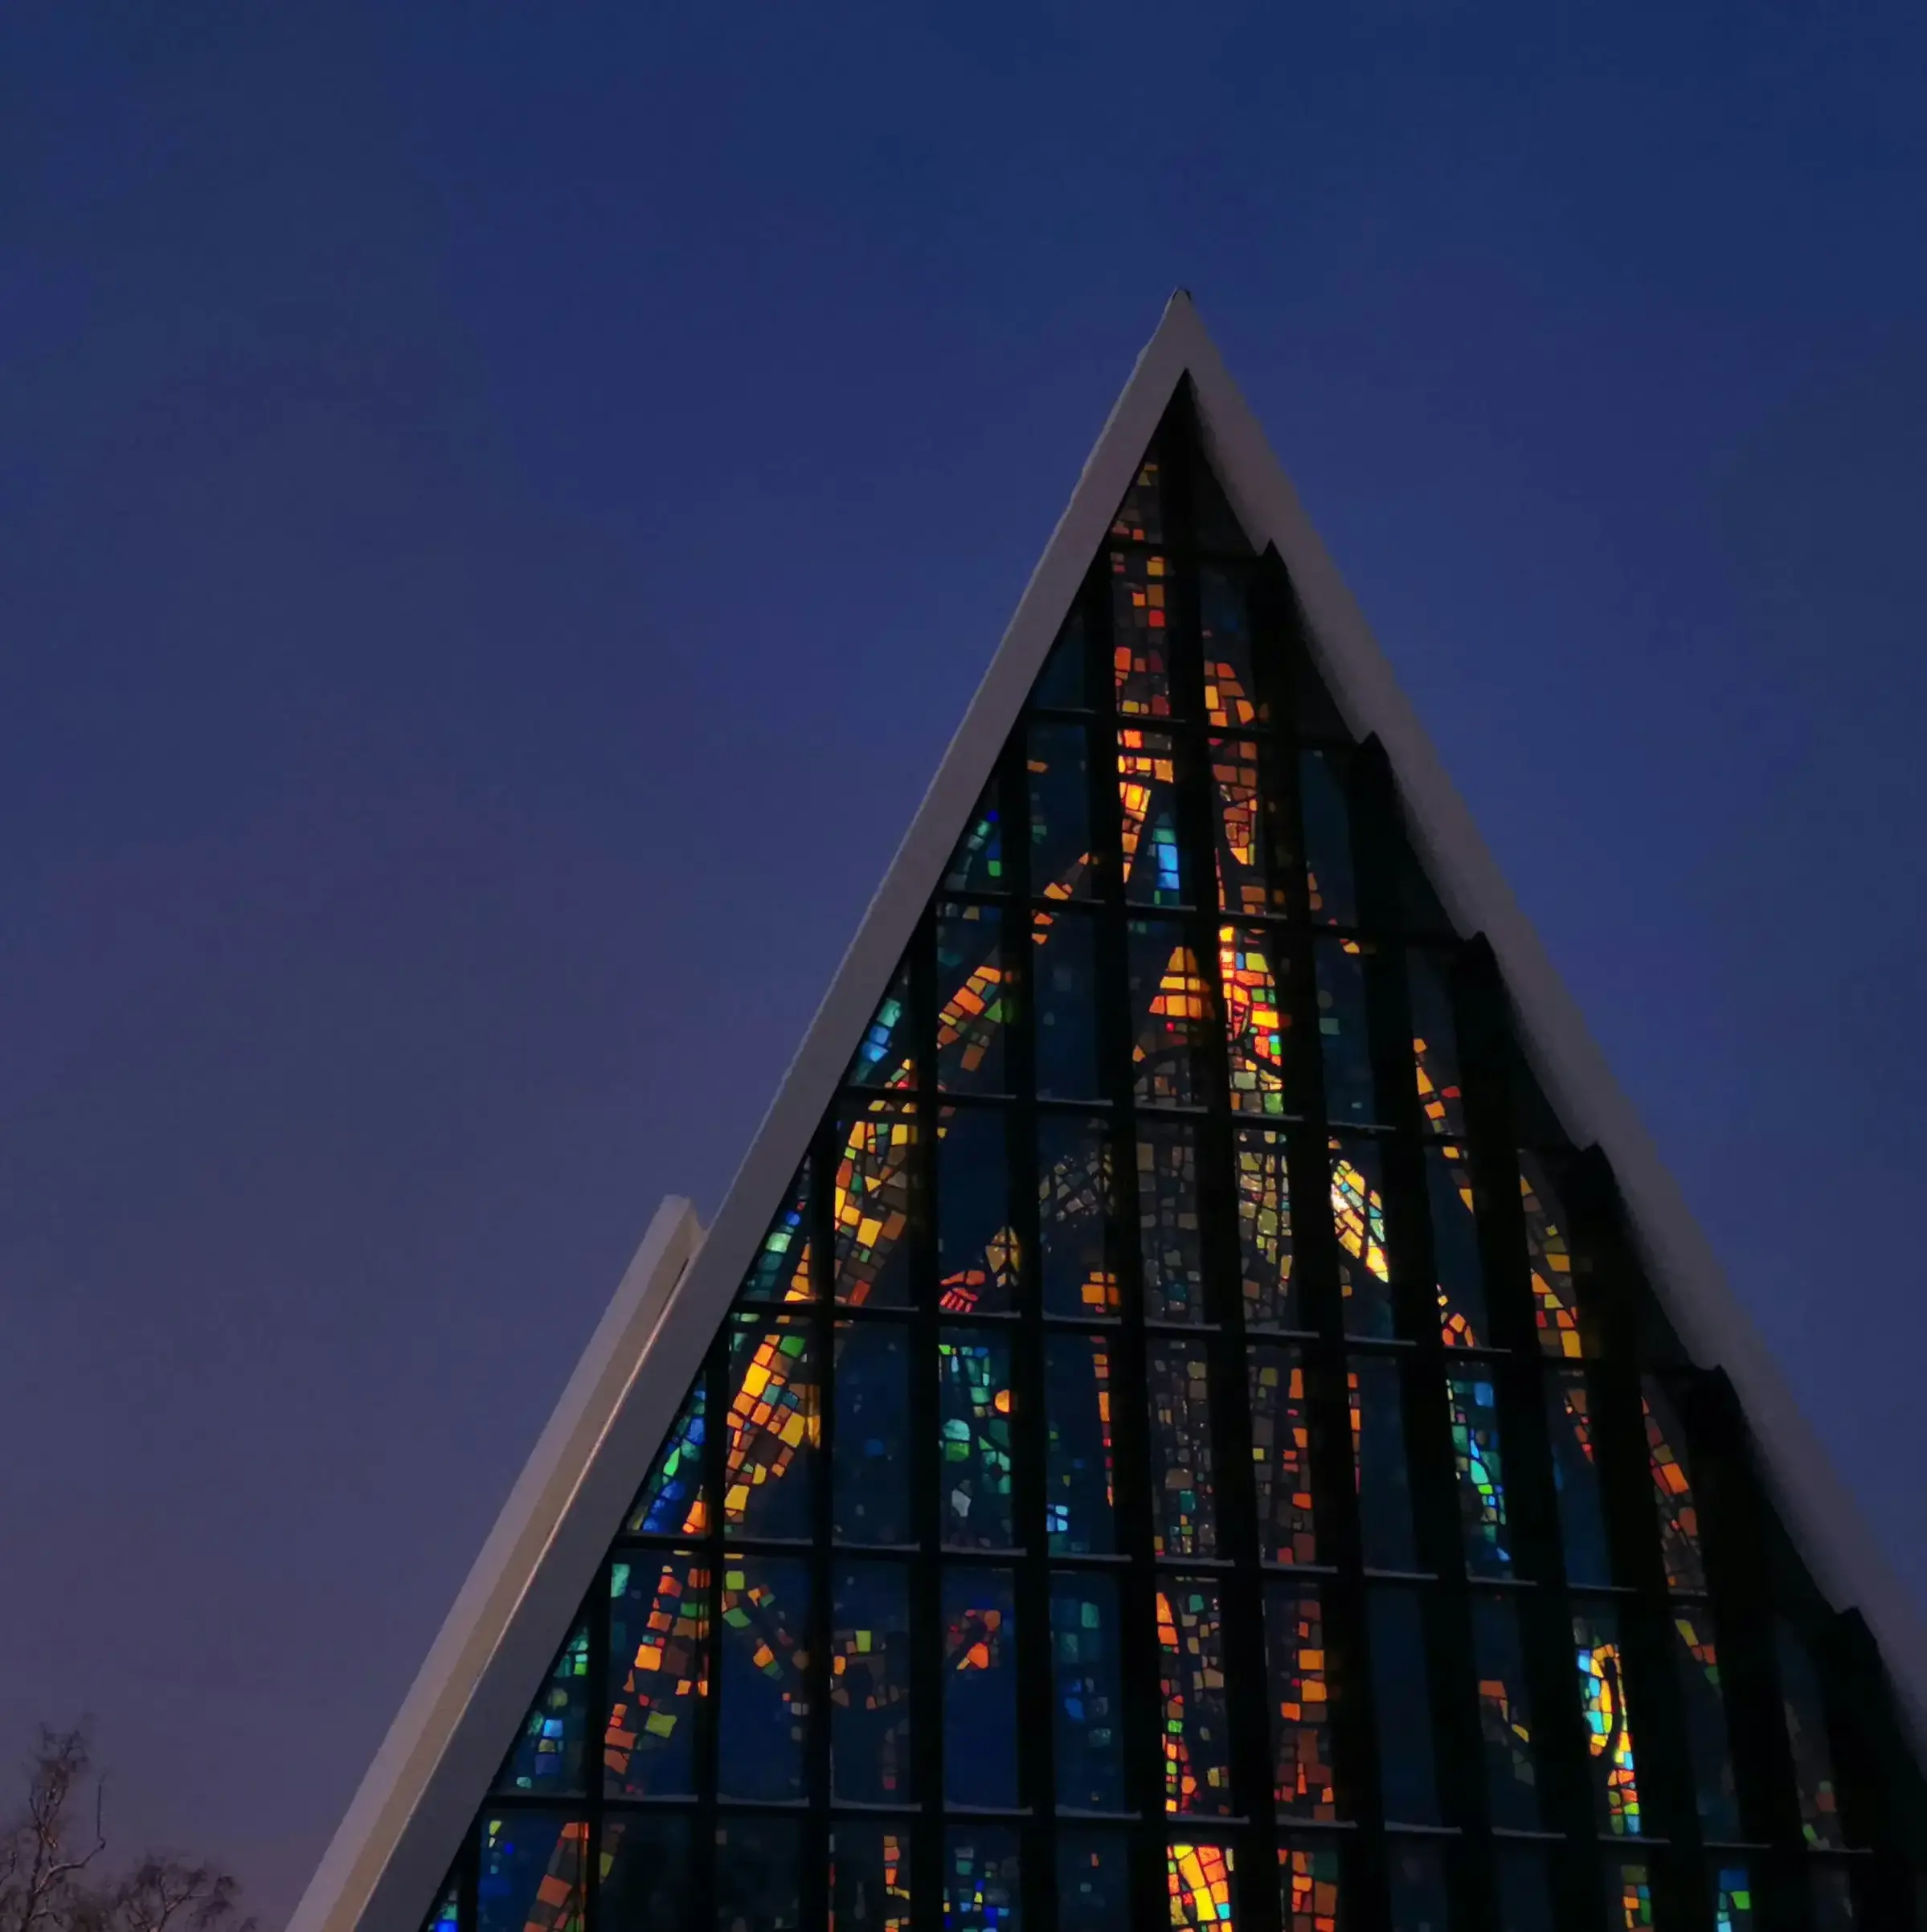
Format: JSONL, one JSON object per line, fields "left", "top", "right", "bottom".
{"left": 0, "top": 1729, "right": 252, "bottom": 1932}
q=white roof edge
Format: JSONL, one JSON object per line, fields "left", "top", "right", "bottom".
{"left": 288, "top": 1195, "right": 705, "bottom": 1932}
{"left": 1167, "top": 295, "right": 1927, "bottom": 1738}
{"left": 299, "top": 293, "right": 1924, "bottom": 1932}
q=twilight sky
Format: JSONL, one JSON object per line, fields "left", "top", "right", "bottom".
{"left": 3, "top": 5, "right": 1925, "bottom": 1922}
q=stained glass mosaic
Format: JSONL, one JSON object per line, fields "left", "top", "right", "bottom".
{"left": 426, "top": 385, "right": 1925, "bottom": 1932}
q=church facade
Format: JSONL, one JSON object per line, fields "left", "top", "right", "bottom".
{"left": 290, "top": 298, "right": 1926, "bottom": 1932}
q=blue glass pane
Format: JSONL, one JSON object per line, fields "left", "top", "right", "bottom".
{"left": 477, "top": 1814, "right": 585, "bottom": 1932}
{"left": 604, "top": 1550, "right": 708, "bottom": 1799}
{"left": 833, "top": 1103, "right": 917, "bottom": 1308}
{"left": 833, "top": 1320, "right": 911, "bottom": 1545}
{"left": 1029, "top": 718, "right": 1093, "bottom": 899}
{"left": 1315, "top": 937, "right": 1375, "bottom": 1128}
{"left": 1332, "top": 1140, "right": 1394, "bottom": 1339}
{"left": 1033, "top": 910, "right": 1102, "bottom": 1100}
{"left": 938, "top": 904, "right": 1009, "bottom": 1094}
{"left": 1051, "top": 1572, "right": 1126, "bottom": 1811}
{"left": 495, "top": 1619, "right": 590, "bottom": 1795}
{"left": 1119, "top": 728, "right": 1189, "bottom": 907}
{"left": 1299, "top": 747, "right": 1355, "bottom": 927}
{"left": 937, "top": 1107, "right": 1017, "bottom": 1315}
{"left": 1148, "top": 1340, "right": 1217, "bottom": 1558}
{"left": 722, "top": 1314, "right": 816, "bottom": 1537}
{"left": 939, "top": 1327, "right": 1015, "bottom": 1549}
{"left": 1446, "top": 1369, "right": 1512, "bottom": 1576}
{"left": 1058, "top": 1829, "right": 1131, "bottom": 1931}
{"left": 847, "top": 958, "right": 914, "bottom": 1088}
{"left": 1548, "top": 1371, "right": 1613, "bottom": 1586}
{"left": 831, "top": 1822, "right": 913, "bottom": 1931}
{"left": 832, "top": 1561, "right": 914, "bottom": 1805}
{"left": 1045, "top": 1331, "right": 1116, "bottom": 1555}
{"left": 1351, "top": 1357, "right": 1415, "bottom": 1571}
{"left": 1428, "top": 1145, "right": 1486, "bottom": 1346}
{"left": 944, "top": 779, "right": 1006, "bottom": 893}
{"left": 1039, "top": 1115, "right": 1115, "bottom": 1317}
{"left": 1139, "top": 1120, "right": 1206, "bottom": 1322}
{"left": 733, "top": 1162, "right": 812, "bottom": 1304}
{"left": 713, "top": 1816, "right": 802, "bottom": 1932}
{"left": 599, "top": 1812, "right": 690, "bottom": 1930}
{"left": 628, "top": 1378, "right": 707, "bottom": 1537}
{"left": 943, "top": 1826, "right": 1021, "bottom": 1931}
{"left": 943, "top": 1568, "right": 1018, "bottom": 1807}
{"left": 1471, "top": 1593, "right": 1540, "bottom": 1830}
{"left": 717, "top": 1553, "right": 810, "bottom": 1802}
{"left": 1369, "top": 1592, "right": 1438, "bottom": 1824}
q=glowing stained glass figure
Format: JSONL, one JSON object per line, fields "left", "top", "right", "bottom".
{"left": 938, "top": 1224, "right": 1021, "bottom": 1315}
{"left": 1134, "top": 939, "right": 1213, "bottom": 1101}
{"left": 1221, "top": 925, "right": 1288, "bottom": 1111}
{"left": 424, "top": 1882, "right": 458, "bottom": 1932}
{"left": 1576, "top": 1622, "right": 1642, "bottom": 1835}
{"left": 734, "top": 1169, "right": 812, "bottom": 1306}
{"left": 947, "top": 1603, "right": 1004, "bottom": 1676}
{"left": 1112, "top": 458, "right": 1161, "bottom": 543}
{"left": 1249, "top": 1355, "right": 1315, "bottom": 1565}
{"left": 1413, "top": 1034, "right": 1463, "bottom": 1135}
{"left": 488, "top": 1816, "right": 586, "bottom": 1932}
{"left": 1168, "top": 1843, "right": 1236, "bottom": 1927}
{"left": 936, "top": 953, "right": 1009, "bottom": 1086}
{"left": 833, "top": 1107, "right": 914, "bottom": 1304}
{"left": 938, "top": 1338, "right": 1014, "bottom": 1541}
{"left": 1614, "top": 1864, "right": 1655, "bottom": 1930}
{"left": 627, "top": 1381, "right": 706, "bottom": 1535}
{"left": 1268, "top": 1588, "right": 1336, "bottom": 1817}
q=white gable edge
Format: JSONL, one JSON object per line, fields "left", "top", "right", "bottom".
{"left": 1168, "top": 299, "right": 1927, "bottom": 1742}
{"left": 288, "top": 1197, "right": 703, "bottom": 1932}
{"left": 298, "top": 293, "right": 1924, "bottom": 1932}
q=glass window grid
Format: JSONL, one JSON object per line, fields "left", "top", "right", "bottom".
{"left": 435, "top": 398, "right": 1923, "bottom": 1932}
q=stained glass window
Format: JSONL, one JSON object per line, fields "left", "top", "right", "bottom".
{"left": 432, "top": 387, "right": 1923, "bottom": 1932}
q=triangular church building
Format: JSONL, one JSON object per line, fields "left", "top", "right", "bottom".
{"left": 292, "top": 297, "right": 1927, "bottom": 1932}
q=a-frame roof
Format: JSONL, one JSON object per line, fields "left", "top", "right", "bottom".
{"left": 291, "top": 293, "right": 1926, "bottom": 1932}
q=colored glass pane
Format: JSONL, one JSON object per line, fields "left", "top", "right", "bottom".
{"left": 477, "top": 1815, "right": 585, "bottom": 1932}
{"left": 1119, "top": 727, "right": 1189, "bottom": 906}
{"left": 1148, "top": 1339, "right": 1217, "bottom": 1557}
{"left": 1643, "top": 1377, "right": 1704, "bottom": 1592}
{"left": 1266, "top": 1582, "right": 1336, "bottom": 1818}
{"left": 1058, "top": 1831, "right": 1132, "bottom": 1930}
{"left": 1213, "top": 737, "right": 1287, "bottom": 918}
{"left": 1332, "top": 1139, "right": 1393, "bottom": 1339}
{"left": 1045, "top": 1331, "right": 1116, "bottom": 1555}
{"left": 1159, "top": 1580, "right": 1233, "bottom": 1815}
{"left": 1777, "top": 1623, "right": 1846, "bottom": 1848}
{"left": 1280, "top": 1844, "right": 1342, "bottom": 1932}
{"left": 1201, "top": 565, "right": 1262, "bottom": 727}
{"left": 422, "top": 1880, "right": 458, "bottom": 1932}
{"left": 1039, "top": 1114, "right": 1116, "bottom": 1316}
{"left": 1111, "top": 456, "right": 1164, "bottom": 544}
{"left": 943, "top": 1828, "right": 1021, "bottom": 1932}
{"left": 1139, "top": 1119, "right": 1206, "bottom": 1321}
{"left": 496, "top": 1619, "right": 589, "bottom": 1795}
{"left": 944, "top": 778, "right": 1006, "bottom": 893}
{"left": 937, "top": 1106, "right": 1018, "bottom": 1314}
{"left": 937, "top": 903, "right": 1010, "bottom": 1094}
{"left": 833, "top": 1101, "right": 917, "bottom": 1307}
{"left": 1810, "top": 1866, "right": 1859, "bottom": 1930}
{"left": 1609, "top": 1860, "right": 1655, "bottom": 1931}
{"left": 626, "top": 1378, "right": 706, "bottom": 1536}
{"left": 1168, "top": 1842, "right": 1236, "bottom": 1928}
{"left": 1712, "top": 1862, "right": 1755, "bottom": 1932}
{"left": 1236, "top": 1126, "right": 1296, "bottom": 1328}
{"left": 722, "top": 1312, "right": 816, "bottom": 1536}
{"left": 1471, "top": 1592, "right": 1539, "bottom": 1829}
{"left": 1111, "top": 547, "right": 1175, "bottom": 718}
{"left": 848, "top": 958, "right": 915, "bottom": 1089}
{"left": 943, "top": 1569, "right": 1019, "bottom": 1807}
{"left": 833, "top": 1320, "right": 912, "bottom": 1544}
{"left": 598, "top": 1813, "right": 689, "bottom": 1930}
{"left": 1520, "top": 1150, "right": 1592, "bottom": 1357}
{"left": 1369, "top": 1591, "right": 1438, "bottom": 1824}
{"left": 830, "top": 1824, "right": 913, "bottom": 1932}
{"left": 1029, "top": 718, "right": 1094, "bottom": 900}
{"left": 1675, "top": 1612, "right": 1741, "bottom": 1840}
{"left": 1351, "top": 1356, "right": 1416, "bottom": 1571}
{"left": 1128, "top": 919, "right": 1213, "bottom": 1107}
{"left": 1250, "top": 1346, "right": 1317, "bottom": 1565}
{"left": 713, "top": 1816, "right": 802, "bottom": 1932}
{"left": 1385, "top": 1841, "right": 1448, "bottom": 1931}
{"left": 603, "top": 1551, "right": 708, "bottom": 1799}
{"left": 1494, "top": 1845, "right": 1555, "bottom": 1932}
{"left": 1548, "top": 1369, "right": 1613, "bottom": 1586}
{"left": 1447, "top": 1369, "right": 1512, "bottom": 1574}
{"left": 1315, "top": 936, "right": 1375, "bottom": 1128}
{"left": 1051, "top": 1573, "right": 1127, "bottom": 1811}
{"left": 1575, "top": 1606, "right": 1642, "bottom": 1836}
{"left": 718, "top": 1553, "right": 811, "bottom": 1800}
{"left": 831, "top": 1560, "right": 914, "bottom": 1803}
{"left": 1299, "top": 748, "right": 1355, "bottom": 927}
{"left": 1032, "top": 606, "right": 1090, "bottom": 710}
{"left": 1408, "top": 949, "right": 1464, "bottom": 1137}
{"left": 939, "top": 1327, "right": 1015, "bottom": 1549}
{"left": 733, "top": 1160, "right": 812, "bottom": 1304}
{"left": 1033, "top": 907, "right": 1102, "bottom": 1099}
{"left": 1223, "top": 923, "right": 1291, "bottom": 1112}
{"left": 1427, "top": 1144, "right": 1485, "bottom": 1346}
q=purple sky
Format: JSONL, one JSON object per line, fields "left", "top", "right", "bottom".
{"left": 4, "top": 6, "right": 1925, "bottom": 1924}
